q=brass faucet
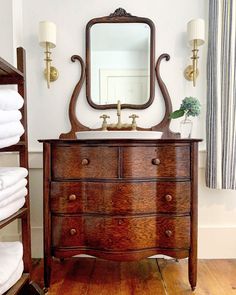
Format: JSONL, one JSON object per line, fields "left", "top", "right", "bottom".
{"left": 100, "top": 100, "right": 139, "bottom": 131}
{"left": 117, "top": 100, "right": 122, "bottom": 128}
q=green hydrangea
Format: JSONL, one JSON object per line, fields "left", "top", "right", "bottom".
{"left": 170, "top": 97, "right": 201, "bottom": 119}
{"left": 180, "top": 97, "right": 201, "bottom": 117}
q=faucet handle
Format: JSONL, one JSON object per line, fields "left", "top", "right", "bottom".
{"left": 129, "top": 114, "right": 139, "bottom": 121}
{"left": 100, "top": 114, "right": 110, "bottom": 120}
{"left": 129, "top": 114, "right": 139, "bottom": 130}
{"left": 100, "top": 114, "right": 110, "bottom": 130}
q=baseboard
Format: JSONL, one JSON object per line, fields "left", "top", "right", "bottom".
{"left": 30, "top": 226, "right": 236, "bottom": 259}
{"left": 198, "top": 226, "right": 236, "bottom": 259}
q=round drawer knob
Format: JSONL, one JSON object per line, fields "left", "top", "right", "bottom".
{"left": 68, "top": 194, "right": 77, "bottom": 201}
{"left": 81, "top": 158, "right": 89, "bottom": 165}
{"left": 152, "top": 158, "right": 161, "bottom": 165}
{"left": 165, "top": 230, "right": 172, "bottom": 237}
{"left": 118, "top": 219, "right": 123, "bottom": 225}
{"left": 70, "top": 228, "right": 77, "bottom": 236}
{"left": 165, "top": 194, "right": 172, "bottom": 202}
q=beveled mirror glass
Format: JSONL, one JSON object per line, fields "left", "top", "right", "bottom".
{"left": 86, "top": 9, "right": 155, "bottom": 109}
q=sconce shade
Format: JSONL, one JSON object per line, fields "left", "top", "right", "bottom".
{"left": 187, "top": 19, "right": 205, "bottom": 46}
{"left": 38, "top": 21, "right": 56, "bottom": 48}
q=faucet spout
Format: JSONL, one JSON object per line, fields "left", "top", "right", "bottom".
{"left": 117, "top": 100, "right": 121, "bottom": 128}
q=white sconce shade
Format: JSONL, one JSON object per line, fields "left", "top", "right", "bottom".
{"left": 38, "top": 21, "right": 56, "bottom": 48}
{"left": 187, "top": 19, "right": 205, "bottom": 46}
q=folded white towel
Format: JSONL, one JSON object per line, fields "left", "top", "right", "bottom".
{"left": 0, "top": 110, "right": 22, "bottom": 124}
{"left": 0, "top": 242, "right": 23, "bottom": 286}
{"left": 0, "top": 187, "right": 27, "bottom": 208}
{"left": 0, "top": 167, "right": 28, "bottom": 190}
{"left": 0, "top": 178, "right": 27, "bottom": 202}
{"left": 0, "top": 135, "right": 20, "bottom": 148}
{"left": 0, "top": 89, "right": 24, "bottom": 111}
{"left": 0, "top": 197, "right": 25, "bottom": 221}
{"left": 0, "top": 121, "right": 24, "bottom": 139}
{"left": 0, "top": 260, "right": 23, "bottom": 294}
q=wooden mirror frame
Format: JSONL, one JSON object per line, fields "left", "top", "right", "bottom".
{"left": 60, "top": 8, "right": 179, "bottom": 139}
{"left": 86, "top": 8, "right": 155, "bottom": 110}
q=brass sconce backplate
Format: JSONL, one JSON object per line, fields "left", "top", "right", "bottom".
{"left": 184, "top": 65, "right": 199, "bottom": 82}
{"left": 44, "top": 66, "right": 59, "bottom": 82}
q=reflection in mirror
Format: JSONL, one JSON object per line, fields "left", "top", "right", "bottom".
{"left": 90, "top": 23, "right": 151, "bottom": 105}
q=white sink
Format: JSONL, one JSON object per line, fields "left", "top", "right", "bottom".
{"left": 76, "top": 130, "right": 163, "bottom": 140}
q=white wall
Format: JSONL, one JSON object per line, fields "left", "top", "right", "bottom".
{"left": 1, "top": 0, "right": 236, "bottom": 258}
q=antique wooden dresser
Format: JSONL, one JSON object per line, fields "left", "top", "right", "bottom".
{"left": 40, "top": 8, "right": 202, "bottom": 291}
{"left": 40, "top": 138, "right": 200, "bottom": 290}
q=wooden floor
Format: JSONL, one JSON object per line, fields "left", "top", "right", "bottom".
{"left": 32, "top": 258, "right": 236, "bottom": 295}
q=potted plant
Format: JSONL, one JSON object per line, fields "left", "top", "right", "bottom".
{"left": 170, "top": 97, "right": 201, "bottom": 138}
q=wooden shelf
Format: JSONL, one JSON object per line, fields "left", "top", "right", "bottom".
{"left": 0, "top": 56, "right": 24, "bottom": 84}
{"left": 0, "top": 47, "right": 43, "bottom": 295}
{"left": 0, "top": 141, "right": 26, "bottom": 152}
{"left": 0, "top": 208, "right": 28, "bottom": 230}
{"left": 4, "top": 273, "right": 29, "bottom": 295}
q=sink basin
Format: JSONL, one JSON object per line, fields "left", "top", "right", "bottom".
{"left": 76, "top": 130, "right": 163, "bottom": 140}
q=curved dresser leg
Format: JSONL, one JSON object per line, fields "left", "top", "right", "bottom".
{"left": 189, "top": 252, "right": 197, "bottom": 291}
{"left": 44, "top": 256, "right": 51, "bottom": 290}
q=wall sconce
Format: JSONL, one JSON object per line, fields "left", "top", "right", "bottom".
{"left": 184, "top": 19, "right": 205, "bottom": 87}
{"left": 38, "top": 21, "right": 59, "bottom": 88}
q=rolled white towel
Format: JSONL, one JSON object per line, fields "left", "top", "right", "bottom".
{"left": 0, "top": 242, "right": 23, "bottom": 287}
{"left": 0, "top": 110, "right": 22, "bottom": 124}
{"left": 0, "top": 178, "right": 27, "bottom": 202}
{"left": 0, "top": 121, "right": 24, "bottom": 139}
{"left": 0, "top": 260, "right": 23, "bottom": 294}
{"left": 0, "top": 89, "right": 24, "bottom": 111}
{"left": 0, "top": 187, "right": 27, "bottom": 208}
{"left": 0, "top": 197, "right": 25, "bottom": 221}
{"left": 0, "top": 135, "right": 20, "bottom": 149}
{"left": 0, "top": 167, "right": 28, "bottom": 190}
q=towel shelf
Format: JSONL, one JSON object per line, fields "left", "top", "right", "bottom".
{"left": 0, "top": 208, "right": 28, "bottom": 230}
{"left": 0, "top": 141, "right": 26, "bottom": 152}
{"left": 4, "top": 273, "right": 29, "bottom": 295}
{"left": 0, "top": 48, "right": 43, "bottom": 295}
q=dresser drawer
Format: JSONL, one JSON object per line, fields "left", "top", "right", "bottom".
{"left": 51, "top": 145, "right": 118, "bottom": 179}
{"left": 50, "top": 181, "right": 190, "bottom": 214}
{"left": 52, "top": 215, "right": 190, "bottom": 250}
{"left": 122, "top": 145, "right": 190, "bottom": 178}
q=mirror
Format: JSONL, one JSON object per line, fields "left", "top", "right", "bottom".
{"left": 86, "top": 9, "right": 155, "bottom": 109}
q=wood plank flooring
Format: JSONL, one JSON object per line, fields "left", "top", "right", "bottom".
{"left": 32, "top": 258, "right": 236, "bottom": 295}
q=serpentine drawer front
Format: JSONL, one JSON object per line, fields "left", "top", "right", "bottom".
{"left": 52, "top": 145, "right": 119, "bottom": 179}
{"left": 52, "top": 215, "right": 190, "bottom": 250}
{"left": 41, "top": 139, "right": 200, "bottom": 290}
{"left": 122, "top": 146, "right": 190, "bottom": 178}
{"left": 50, "top": 181, "right": 191, "bottom": 214}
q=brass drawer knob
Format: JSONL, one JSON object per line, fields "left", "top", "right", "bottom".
{"left": 81, "top": 158, "right": 89, "bottom": 165}
{"left": 165, "top": 194, "right": 172, "bottom": 202}
{"left": 68, "top": 194, "right": 77, "bottom": 201}
{"left": 152, "top": 158, "right": 161, "bottom": 165}
{"left": 70, "top": 228, "right": 77, "bottom": 236}
{"left": 165, "top": 230, "right": 172, "bottom": 237}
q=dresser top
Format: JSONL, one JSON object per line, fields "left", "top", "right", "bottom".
{"left": 39, "top": 138, "right": 202, "bottom": 144}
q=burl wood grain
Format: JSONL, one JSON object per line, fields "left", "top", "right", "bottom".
{"left": 122, "top": 145, "right": 190, "bottom": 178}
{"left": 52, "top": 215, "right": 190, "bottom": 250}
{"left": 51, "top": 145, "right": 119, "bottom": 179}
{"left": 50, "top": 181, "right": 191, "bottom": 214}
